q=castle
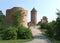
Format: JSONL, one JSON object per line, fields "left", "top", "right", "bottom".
{"left": 6, "top": 7, "right": 37, "bottom": 27}
{"left": 6, "top": 7, "right": 48, "bottom": 27}
{"left": 6, "top": 7, "right": 28, "bottom": 27}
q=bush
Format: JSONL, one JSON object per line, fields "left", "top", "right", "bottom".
{"left": 17, "top": 25, "right": 33, "bottom": 39}
{"left": 40, "top": 22, "right": 48, "bottom": 29}
{"left": 55, "top": 18, "right": 60, "bottom": 40}
{"left": 2, "top": 26, "right": 17, "bottom": 40}
{"left": 12, "top": 10, "right": 23, "bottom": 27}
{"left": 0, "top": 24, "right": 5, "bottom": 40}
{"left": 40, "top": 21, "right": 56, "bottom": 37}
{"left": 45, "top": 23, "right": 54, "bottom": 37}
{"left": 2, "top": 26, "right": 33, "bottom": 40}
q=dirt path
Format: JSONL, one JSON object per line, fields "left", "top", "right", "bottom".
{"left": 24, "top": 26, "right": 51, "bottom": 43}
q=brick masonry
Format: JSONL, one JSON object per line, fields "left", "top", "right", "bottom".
{"left": 31, "top": 8, "right": 37, "bottom": 25}
{"left": 6, "top": 7, "right": 28, "bottom": 27}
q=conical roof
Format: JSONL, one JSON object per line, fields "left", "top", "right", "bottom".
{"left": 31, "top": 8, "right": 37, "bottom": 12}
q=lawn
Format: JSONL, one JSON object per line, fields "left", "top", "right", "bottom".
{"left": 0, "top": 39, "right": 32, "bottom": 43}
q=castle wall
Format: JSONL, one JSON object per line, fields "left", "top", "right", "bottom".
{"left": 6, "top": 7, "right": 28, "bottom": 27}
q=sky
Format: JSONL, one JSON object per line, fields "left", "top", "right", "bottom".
{"left": 0, "top": 0, "right": 60, "bottom": 22}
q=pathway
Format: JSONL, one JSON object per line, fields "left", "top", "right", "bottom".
{"left": 24, "top": 26, "right": 52, "bottom": 43}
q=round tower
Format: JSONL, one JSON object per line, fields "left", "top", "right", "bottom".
{"left": 31, "top": 8, "right": 37, "bottom": 25}
{"left": 6, "top": 7, "right": 28, "bottom": 27}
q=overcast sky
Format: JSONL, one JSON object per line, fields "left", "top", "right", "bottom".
{"left": 0, "top": 0, "right": 60, "bottom": 22}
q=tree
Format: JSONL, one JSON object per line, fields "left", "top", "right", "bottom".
{"left": 12, "top": 10, "right": 33, "bottom": 39}
{"left": 12, "top": 10, "right": 23, "bottom": 27}
{"left": 40, "top": 22, "right": 48, "bottom": 29}
{"left": 17, "top": 25, "right": 33, "bottom": 39}
{"left": 0, "top": 10, "right": 3, "bottom": 15}
{"left": 2, "top": 26, "right": 17, "bottom": 40}
{"left": 0, "top": 10, "right": 5, "bottom": 24}
{"left": 0, "top": 10, "right": 6, "bottom": 40}
{"left": 40, "top": 21, "right": 56, "bottom": 37}
{"left": 55, "top": 16, "right": 60, "bottom": 40}
{"left": 46, "top": 22, "right": 56, "bottom": 37}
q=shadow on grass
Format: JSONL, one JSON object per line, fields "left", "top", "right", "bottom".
{"left": 0, "top": 39, "right": 33, "bottom": 43}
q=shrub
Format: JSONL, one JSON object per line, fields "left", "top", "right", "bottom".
{"left": 2, "top": 26, "right": 17, "bottom": 40}
{"left": 40, "top": 22, "right": 48, "bottom": 29}
{"left": 55, "top": 18, "right": 60, "bottom": 40}
{"left": 0, "top": 24, "right": 5, "bottom": 40}
{"left": 12, "top": 10, "right": 23, "bottom": 27}
{"left": 17, "top": 25, "right": 33, "bottom": 39}
{"left": 40, "top": 21, "right": 56, "bottom": 37}
{"left": 45, "top": 23, "right": 54, "bottom": 37}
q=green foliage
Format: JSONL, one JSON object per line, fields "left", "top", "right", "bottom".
{"left": 12, "top": 10, "right": 23, "bottom": 27}
{"left": 2, "top": 26, "right": 17, "bottom": 40}
{"left": 40, "top": 11, "right": 60, "bottom": 40}
{"left": 17, "top": 25, "right": 33, "bottom": 39}
{"left": 11, "top": 10, "right": 33, "bottom": 39}
{"left": 40, "top": 22, "right": 48, "bottom": 29}
{"left": 2, "top": 26, "right": 33, "bottom": 40}
{"left": 55, "top": 17, "right": 60, "bottom": 40}
{"left": 0, "top": 11, "right": 5, "bottom": 24}
{"left": 0, "top": 11, "right": 3, "bottom": 15}
{"left": 45, "top": 22, "right": 55, "bottom": 37}
{"left": 0, "top": 24, "right": 5, "bottom": 40}
{"left": 0, "top": 10, "right": 33, "bottom": 40}
{"left": 40, "top": 21, "right": 56, "bottom": 37}
{"left": 0, "top": 10, "right": 6, "bottom": 40}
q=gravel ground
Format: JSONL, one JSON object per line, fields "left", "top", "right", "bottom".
{"left": 24, "top": 26, "right": 52, "bottom": 43}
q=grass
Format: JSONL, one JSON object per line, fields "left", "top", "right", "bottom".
{"left": 40, "top": 29, "right": 60, "bottom": 43}
{"left": 0, "top": 39, "right": 33, "bottom": 43}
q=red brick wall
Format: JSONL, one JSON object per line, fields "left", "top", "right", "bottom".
{"left": 6, "top": 7, "right": 28, "bottom": 27}
{"left": 31, "top": 8, "right": 37, "bottom": 25}
{"left": 6, "top": 9, "right": 13, "bottom": 26}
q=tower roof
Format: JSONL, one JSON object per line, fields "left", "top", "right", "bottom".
{"left": 42, "top": 16, "right": 48, "bottom": 20}
{"left": 7, "top": 7, "right": 25, "bottom": 11}
{"left": 31, "top": 8, "right": 37, "bottom": 12}
{"left": 12, "top": 7, "right": 24, "bottom": 10}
